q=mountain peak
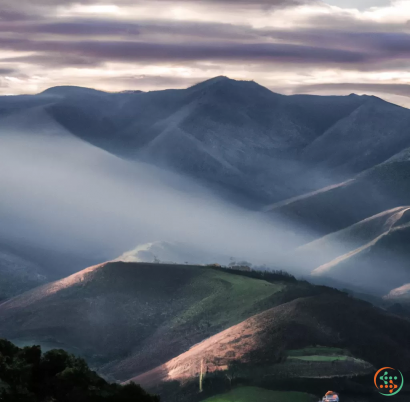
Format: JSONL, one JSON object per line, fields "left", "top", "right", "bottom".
{"left": 40, "top": 86, "right": 108, "bottom": 97}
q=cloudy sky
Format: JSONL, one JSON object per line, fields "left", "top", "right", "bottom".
{"left": 1, "top": 0, "right": 410, "bottom": 106}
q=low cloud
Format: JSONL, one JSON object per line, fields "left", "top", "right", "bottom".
{"left": 0, "top": 111, "right": 313, "bottom": 266}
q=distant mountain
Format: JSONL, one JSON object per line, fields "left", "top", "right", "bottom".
{"left": 3, "top": 76, "right": 410, "bottom": 301}
{"left": 279, "top": 207, "right": 410, "bottom": 294}
{"left": 0, "top": 243, "right": 47, "bottom": 301}
{"left": 4, "top": 76, "right": 409, "bottom": 207}
{"left": 267, "top": 157, "right": 410, "bottom": 241}
{"left": 302, "top": 96, "right": 410, "bottom": 176}
{"left": 0, "top": 237, "right": 99, "bottom": 301}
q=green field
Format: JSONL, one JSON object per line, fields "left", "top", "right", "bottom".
{"left": 202, "top": 387, "right": 316, "bottom": 402}
{"left": 286, "top": 346, "right": 351, "bottom": 362}
{"left": 286, "top": 346, "right": 349, "bottom": 357}
{"left": 174, "top": 269, "right": 284, "bottom": 328}
{"left": 289, "top": 355, "right": 348, "bottom": 362}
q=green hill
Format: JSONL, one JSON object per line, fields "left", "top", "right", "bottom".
{"left": 0, "top": 262, "right": 290, "bottom": 381}
{"left": 132, "top": 292, "right": 410, "bottom": 391}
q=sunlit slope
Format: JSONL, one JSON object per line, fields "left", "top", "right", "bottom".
{"left": 310, "top": 220, "right": 410, "bottom": 294}
{"left": 267, "top": 160, "right": 410, "bottom": 241}
{"left": 385, "top": 283, "right": 410, "bottom": 302}
{"left": 133, "top": 292, "right": 410, "bottom": 388}
{"left": 0, "top": 262, "right": 286, "bottom": 380}
{"left": 287, "top": 207, "right": 410, "bottom": 275}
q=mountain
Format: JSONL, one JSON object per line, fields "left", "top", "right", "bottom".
{"left": 302, "top": 96, "right": 410, "bottom": 176}
{"left": 267, "top": 156, "right": 410, "bottom": 242}
{"left": 0, "top": 243, "right": 47, "bottom": 301}
{"left": 0, "top": 236, "right": 99, "bottom": 301}
{"left": 279, "top": 206, "right": 410, "bottom": 294}
{"left": 4, "top": 77, "right": 410, "bottom": 208}
{"left": 0, "top": 262, "right": 297, "bottom": 381}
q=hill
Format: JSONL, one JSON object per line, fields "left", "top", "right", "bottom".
{"left": 0, "top": 236, "right": 99, "bottom": 302}
{"left": 132, "top": 293, "right": 410, "bottom": 391}
{"left": 267, "top": 158, "right": 410, "bottom": 241}
{"left": 281, "top": 206, "right": 410, "bottom": 294}
{"left": 302, "top": 96, "right": 410, "bottom": 176}
{"left": 0, "top": 262, "right": 296, "bottom": 381}
{"left": 0, "top": 243, "right": 47, "bottom": 301}
{"left": 289, "top": 206, "right": 410, "bottom": 272}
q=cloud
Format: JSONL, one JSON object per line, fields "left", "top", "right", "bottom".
{"left": 0, "top": 20, "right": 140, "bottom": 36}
{"left": 0, "top": 37, "right": 370, "bottom": 65}
{"left": 0, "top": 54, "right": 103, "bottom": 68}
{"left": 0, "top": 114, "right": 311, "bottom": 265}
{"left": 0, "top": 0, "right": 308, "bottom": 7}
{"left": 0, "top": 68, "right": 15, "bottom": 75}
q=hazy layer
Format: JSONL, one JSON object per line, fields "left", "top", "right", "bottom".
{"left": 0, "top": 106, "right": 310, "bottom": 267}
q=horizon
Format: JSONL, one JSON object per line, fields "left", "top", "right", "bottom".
{"left": 7, "top": 75, "right": 408, "bottom": 110}
{"left": 1, "top": 0, "right": 410, "bottom": 108}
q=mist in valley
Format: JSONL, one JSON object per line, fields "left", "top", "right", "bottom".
{"left": 0, "top": 117, "right": 318, "bottom": 274}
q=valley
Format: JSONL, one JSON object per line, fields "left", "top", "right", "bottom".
{"left": 2, "top": 77, "right": 410, "bottom": 401}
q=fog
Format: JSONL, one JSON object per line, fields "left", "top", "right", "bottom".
{"left": 0, "top": 109, "right": 314, "bottom": 271}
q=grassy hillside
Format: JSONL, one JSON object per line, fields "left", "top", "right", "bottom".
{"left": 202, "top": 387, "right": 315, "bottom": 402}
{"left": 0, "top": 262, "right": 290, "bottom": 381}
{"left": 133, "top": 292, "right": 410, "bottom": 389}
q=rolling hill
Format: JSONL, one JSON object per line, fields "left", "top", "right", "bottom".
{"left": 0, "top": 262, "right": 297, "bottom": 381}
{"left": 280, "top": 206, "right": 410, "bottom": 294}
{"left": 267, "top": 157, "right": 410, "bottom": 241}
{"left": 0, "top": 236, "right": 99, "bottom": 301}
{"left": 132, "top": 291, "right": 410, "bottom": 392}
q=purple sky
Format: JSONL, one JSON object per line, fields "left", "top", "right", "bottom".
{"left": 1, "top": 0, "right": 410, "bottom": 106}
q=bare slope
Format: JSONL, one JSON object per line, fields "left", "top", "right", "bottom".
{"left": 0, "top": 262, "right": 287, "bottom": 381}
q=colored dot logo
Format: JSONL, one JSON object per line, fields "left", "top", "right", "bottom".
{"left": 374, "top": 367, "right": 404, "bottom": 396}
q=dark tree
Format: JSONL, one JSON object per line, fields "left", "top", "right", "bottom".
{"left": 0, "top": 339, "right": 159, "bottom": 402}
